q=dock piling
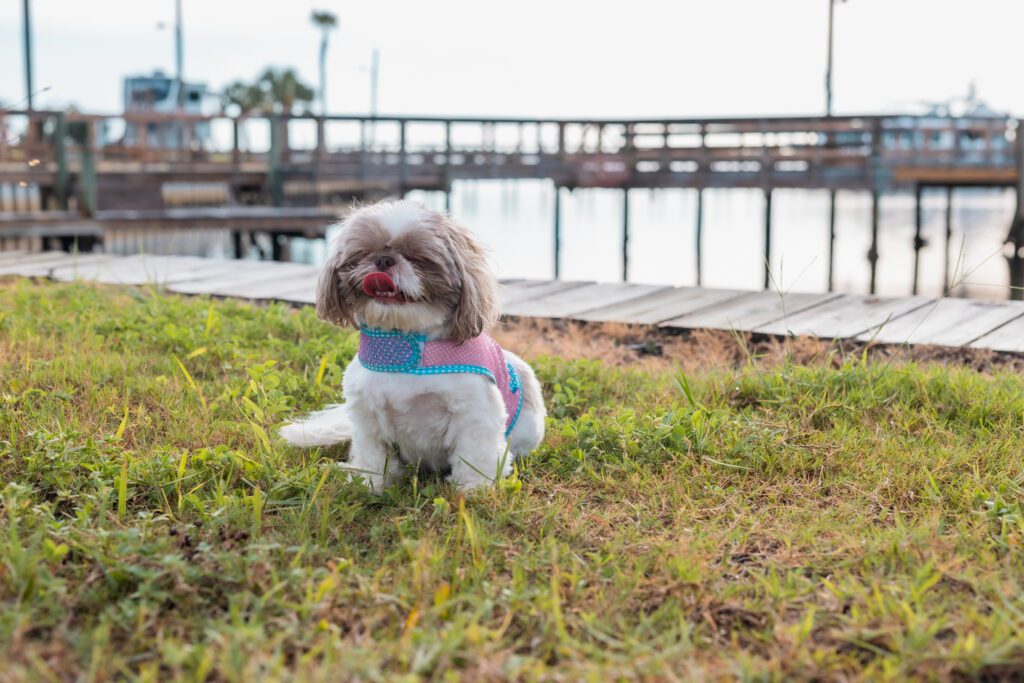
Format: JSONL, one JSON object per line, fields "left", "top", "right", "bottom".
{"left": 553, "top": 185, "right": 562, "bottom": 279}
{"left": 868, "top": 189, "right": 880, "bottom": 295}
{"left": 943, "top": 186, "right": 954, "bottom": 295}
{"left": 695, "top": 188, "right": 704, "bottom": 286}
{"left": 763, "top": 188, "right": 773, "bottom": 289}
{"left": 622, "top": 188, "right": 630, "bottom": 282}
{"left": 912, "top": 185, "right": 924, "bottom": 295}
{"left": 827, "top": 189, "right": 836, "bottom": 292}
{"left": 1007, "top": 118, "right": 1024, "bottom": 301}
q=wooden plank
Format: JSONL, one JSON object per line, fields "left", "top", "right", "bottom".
{"left": 578, "top": 286, "right": 749, "bottom": 324}
{"left": 756, "top": 294, "right": 931, "bottom": 339}
{"left": 969, "top": 315, "right": 1024, "bottom": 353}
{"left": 0, "top": 253, "right": 116, "bottom": 277}
{"left": 214, "top": 268, "right": 320, "bottom": 300}
{"left": 167, "top": 262, "right": 318, "bottom": 295}
{"left": 499, "top": 280, "right": 593, "bottom": 308}
{"left": 0, "top": 251, "right": 93, "bottom": 274}
{"left": 661, "top": 291, "right": 842, "bottom": 332}
{"left": 504, "top": 282, "right": 671, "bottom": 319}
{"left": 275, "top": 287, "right": 317, "bottom": 305}
{"left": 0, "top": 250, "right": 27, "bottom": 263}
{"left": 856, "top": 298, "right": 1024, "bottom": 347}
{"left": 50, "top": 255, "right": 238, "bottom": 285}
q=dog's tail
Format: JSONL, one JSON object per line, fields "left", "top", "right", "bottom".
{"left": 279, "top": 404, "right": 353, "bottom": 447}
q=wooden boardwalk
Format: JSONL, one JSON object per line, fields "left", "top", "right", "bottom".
{"left": 2, "top": 251, "right": 1023, "bottom": 354}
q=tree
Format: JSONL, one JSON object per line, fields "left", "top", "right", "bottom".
{"left": 220, "top": 68, "right": 314, "bottom": 116}
{"left": 220, "top": 68, "right": 315, "bottom": 154}
{"left": 310, "top": 10, "right": 337, "bottom": 116}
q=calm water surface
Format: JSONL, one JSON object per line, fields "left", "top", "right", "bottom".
{"left": 292, "top": 181, "right": 1017, "bottom": 300}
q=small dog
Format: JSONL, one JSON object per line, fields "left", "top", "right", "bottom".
{"left": 280, "top": 200, "right": 546, "bottom": 491}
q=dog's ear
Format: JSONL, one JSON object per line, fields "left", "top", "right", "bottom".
{"left": 316, "top": 250, "right": 355, "bottom": 327}
{"left": 444, "top": 217, "right": 499, "bottom": 343}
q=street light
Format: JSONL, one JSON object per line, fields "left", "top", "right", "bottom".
{"left": 825, "top": 0, "right": 847, "bottom": 116}
{"left": 311, "top": 11, "right": 338, "bottom": 116}
{"left": 174, "top": 0, "right": 184, "bottom": 111}
{"left": 22, "top": 0, "right": 34, "bottom": 110}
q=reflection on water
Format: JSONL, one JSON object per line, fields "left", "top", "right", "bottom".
{"left": 291, "top": 181, "right": 1016, "bottom": 300}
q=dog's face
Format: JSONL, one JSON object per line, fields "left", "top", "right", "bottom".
{"left": 316, "top": 200, "right": 499, "bottom": 341}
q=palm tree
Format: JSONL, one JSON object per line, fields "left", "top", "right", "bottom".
{"left": 221, "top": 69, "right": 314, "bottom": 116}
{"left": 310, "top": 10, "right": 337, "bottom": 116}
{"left": 221, "top": 69, "right": 315, "bottom": 152}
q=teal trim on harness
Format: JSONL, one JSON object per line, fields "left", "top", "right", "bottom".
{"left": 505, "top": 362, "right": 524, "bottom": 438}
{"left": 358, "top": 326, "right": 522, "bottom": 437}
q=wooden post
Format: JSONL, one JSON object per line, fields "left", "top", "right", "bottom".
{"left": 943, "top": 186, "right": 954, "bottom": 295}
{"left": 827, "top": 189, "right": 837, "bottom": 292}
{"left": 270, "top": 233, "right": 285, "bottom": 261}
{"left": 359, "top": 119, "right": 368, "bottom": 181}
{"left": 79, "top": 123, "right": 98, "bottom": 217}
{"left": 622, "top": 187, "right": 630, "bottom": 282}
{"left": 182, "top": 119, "right": 194, "bottom": 160}
{"left": 695, "top": 188, "right": 704, "bottom": 286}
{"left": 553, "top": 185, "right": 562, "bottom": 279}
{"left": 444, "top": 120, "right": 452, "bottom": 213}
{"left": 661, "top": 121, "right": 670, "bottom": 170}
{"left": 868, "top": 189, "right": 880, "bottom": 294}
{"left": 232, "top": 117, "right": 241, "bottom": 165}
{"left": 268, "top": 115, "right": 283, "bottom": 207}
{"left": 912, "top": 184, "right": 924, "bottom": 295}
{"left": 313, "top": 117, "right": 325, "bottom": 205}
{"left": 763, "top": 188, "right": 773, "bottom": 289}
{"left": 868, "top": 120, "right": 882, "bottom": 295}
{"left": 315, "top": 116, "right": 326, "bottom": 166}
{"left": 53, "top": 112, "right": 68, "bottom": 210}
{"left": 399, "top": 119, "right": 408, "bottom": 192}
{"left": 1007, "top": 118, "right": 1024, "bottom": 301}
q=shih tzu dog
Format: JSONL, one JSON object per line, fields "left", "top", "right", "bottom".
{"left": 280, "top": 199, "right": 546, "bottom": 491}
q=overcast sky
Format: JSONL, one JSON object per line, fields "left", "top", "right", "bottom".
{"left": 0, "top": 0, "right": 1020, "bottom": 119}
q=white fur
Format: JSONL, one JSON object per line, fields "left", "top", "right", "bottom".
{"left": 281, "top": 200, "right": 546, "bottom": 492}
{"left": 282, "top": 354, "right": 545, "bottom": 492}
{"left": 374, "top": 199, "right": 430, "bottom": 238}
{"left": 277, "top": 405, "right": 353, "bottom": 447}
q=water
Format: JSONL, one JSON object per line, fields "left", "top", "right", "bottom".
{"left": 293, "top": 181, "right": 1017, "bottom": 300}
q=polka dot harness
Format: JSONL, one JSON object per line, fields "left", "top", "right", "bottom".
{"left": 357, "top": 327, "right": 523, "bottom": 437}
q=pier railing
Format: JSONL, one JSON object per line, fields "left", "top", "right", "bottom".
{"left": 1, "top": 110, "right": 1016, "bottom": 196}
{"left": 1, "top": 109, "right": 1022, "bottom": 298}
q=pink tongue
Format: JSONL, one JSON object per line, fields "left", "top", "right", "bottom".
{"left": 362, "top": 271, "right": 397, "bottom": 296}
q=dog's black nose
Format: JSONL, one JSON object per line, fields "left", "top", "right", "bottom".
{"left": 374, "top": 255, "right": 395, "bottom": 270}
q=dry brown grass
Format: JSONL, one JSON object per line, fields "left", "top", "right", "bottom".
{"left": 493, "top": 315, "right": 1024, "bottom": 374}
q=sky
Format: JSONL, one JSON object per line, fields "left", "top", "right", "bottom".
{"left": 0, "top": 0, "right": 1021, "bottom": 119}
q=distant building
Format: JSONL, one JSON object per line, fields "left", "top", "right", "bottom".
{"left": 122, "top": 71, "right": 210, "bottom": 148}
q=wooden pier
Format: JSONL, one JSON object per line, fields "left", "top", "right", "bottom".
{"left": 3, "top": 251, "right": 1024, "bottom": 354}
{"left": 2, "top": 108, "right": 1024, "bottom": 298}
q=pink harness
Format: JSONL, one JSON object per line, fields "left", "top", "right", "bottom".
{"left": 357, "top": 327, "right": 523, "bottom": 436}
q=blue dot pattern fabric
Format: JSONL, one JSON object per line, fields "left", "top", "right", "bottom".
{"left": 358, "top": 327, "right": 524, "bottom": 437}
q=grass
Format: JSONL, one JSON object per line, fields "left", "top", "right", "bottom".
{"left": 2, "top": 278, "right": 1024, "bottom": 681}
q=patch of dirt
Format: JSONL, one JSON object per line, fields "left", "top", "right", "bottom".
{"left": 493, "top": 317, "right": 1024, "bottom": 374}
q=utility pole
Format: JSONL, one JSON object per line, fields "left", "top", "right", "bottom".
{"left": 22, "top": 0, "right": 34, "bottom": 110}
{"left": 311, "top": 11, "right": 338, "bottom": 116}
{"left": 825, "top": 0, "right": 846, "bottom": 116}
{"left": 175, "top": 0, "right": 184, "bottom": 110}
{"left": 369, "top": 48, "right": 380, "bottom": 117}
{"left": 368, "top": 48, "right": 380, "bottom": 146}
